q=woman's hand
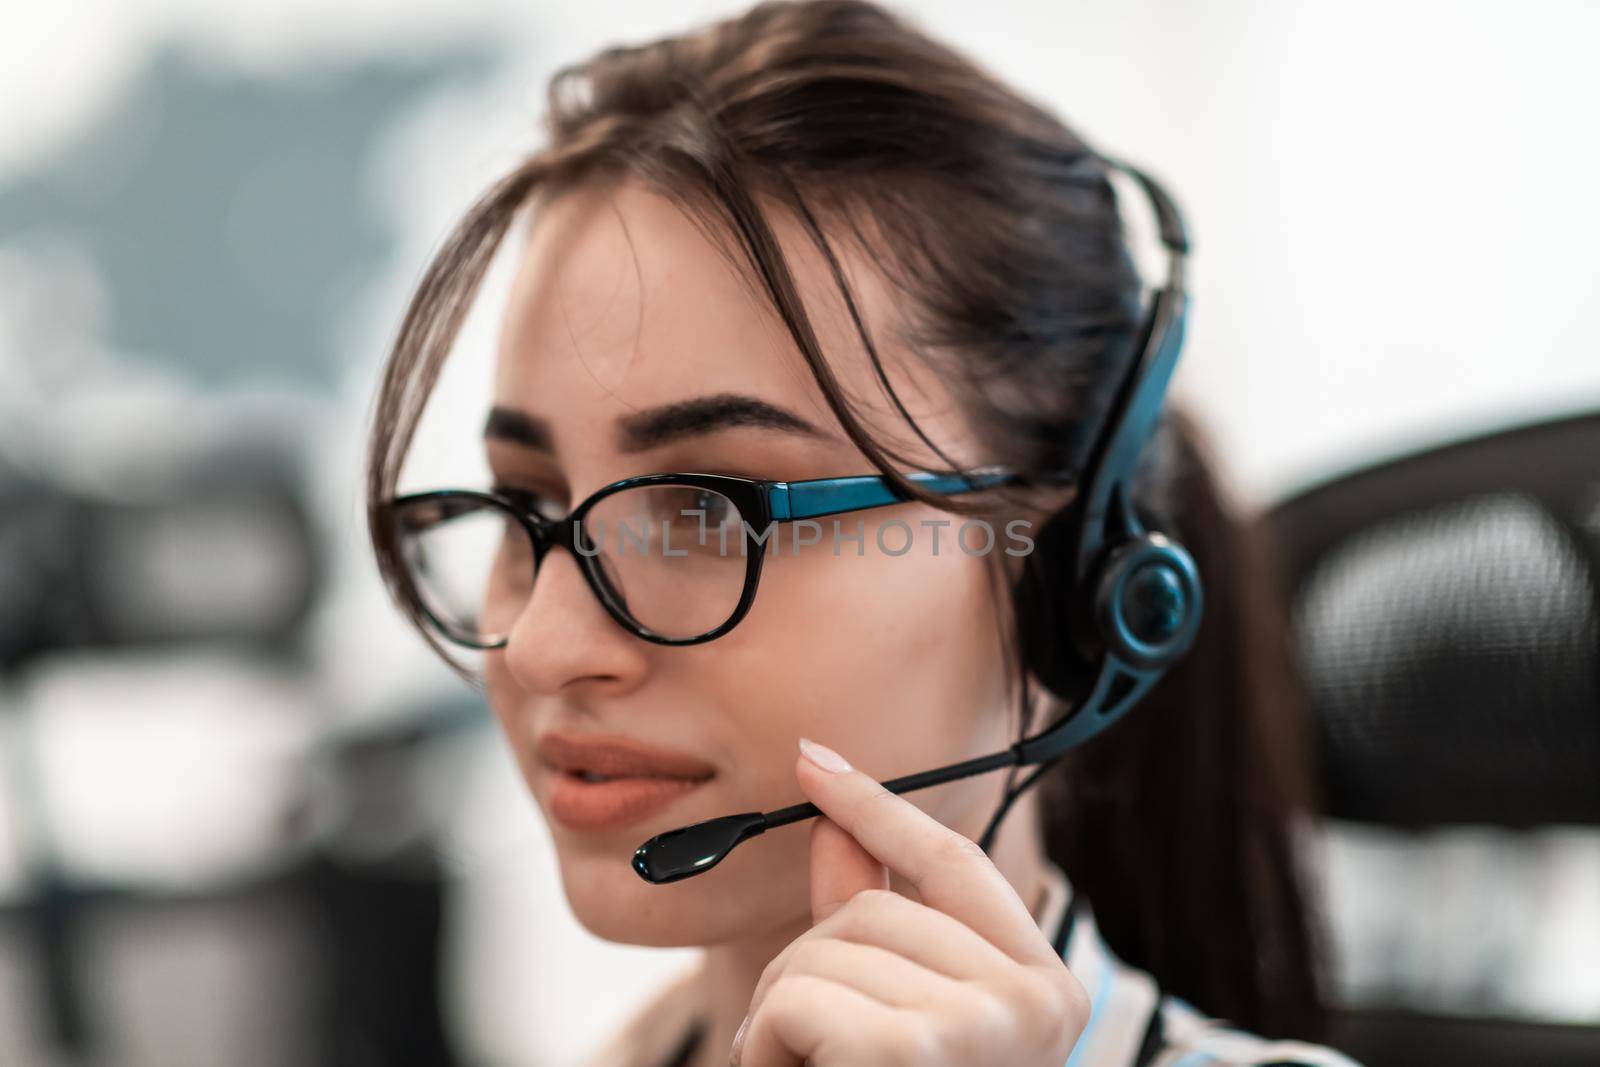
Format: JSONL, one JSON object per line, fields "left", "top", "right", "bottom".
{"left": 729, "top": 737, "right": 1089, "bottom": 1067}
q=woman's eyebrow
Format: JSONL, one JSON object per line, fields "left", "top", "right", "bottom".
{"left": 483, "top": 393, "right": 836, "bottom": 456}
{"left": 615, "top": 393, "right": 834, "bottom": 453}
{"left": 483, "top": 407, "right": 555, "bottom": 452}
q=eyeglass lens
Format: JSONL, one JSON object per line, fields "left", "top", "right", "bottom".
{"left": 395, "top": 483, "right": 751, "bottom": 644}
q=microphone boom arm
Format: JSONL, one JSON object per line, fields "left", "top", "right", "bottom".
{"left": 630, "top": 651, "right": 1161, "bottom": 884}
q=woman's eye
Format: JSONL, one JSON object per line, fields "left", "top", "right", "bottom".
{"left": 693, "top": 490, "right": 729, "bottom": 520}
{"left": 682, "top": 489, "right": 737, "bottom": 528}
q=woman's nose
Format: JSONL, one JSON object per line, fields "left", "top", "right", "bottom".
{"left": 499, "top": 545, "right": 648, "bottom": 696}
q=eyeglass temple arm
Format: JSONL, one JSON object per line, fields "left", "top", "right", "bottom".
{"left": 770, "top": 466, "right": 1019, "bottom": 521}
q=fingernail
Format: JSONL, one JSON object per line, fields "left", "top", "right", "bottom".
{"left": 728, "top": 1013, "right": 750, "bottom": 1065}
{"left": 798, "top": 737, "right": 852, "bottom": 773}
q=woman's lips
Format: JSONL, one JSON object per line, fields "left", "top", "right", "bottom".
{"left": 535, "top": 731, "right": 716, "bottom": 832}
{"left": 546, "top": 772, "right": 710, "bottom": 832}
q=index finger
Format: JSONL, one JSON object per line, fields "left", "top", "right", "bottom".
{"left": 793, "top": 737, "right": 1057, "bottom": 967}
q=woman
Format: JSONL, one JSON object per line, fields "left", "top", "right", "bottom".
{"left": 365, "top": 2, "right": 1360, "bottom": 1065}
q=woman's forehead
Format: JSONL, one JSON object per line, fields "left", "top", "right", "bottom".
{"left": 493, "top": 178, "right": 975, "bottom": 468}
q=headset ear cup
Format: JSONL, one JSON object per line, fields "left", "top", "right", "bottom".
{"left": 1091, "top": 532, "right": 1203, "bottom": 669}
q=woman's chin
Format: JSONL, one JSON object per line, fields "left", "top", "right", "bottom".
{"left": 553, "top": 846, "right": 731, "bottom": 946}
{"left": 551, "top": 837, "right": 811, "bottom": 947}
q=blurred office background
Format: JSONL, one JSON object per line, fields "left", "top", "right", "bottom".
{"left": 1, "top": 1, "right": 1597, "bottom": 1065}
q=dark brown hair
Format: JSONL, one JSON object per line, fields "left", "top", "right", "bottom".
{"left": 365, "top": 0, "right": 1328, "bottom": 1038}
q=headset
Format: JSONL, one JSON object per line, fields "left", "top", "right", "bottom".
{"left": 632, "top": 155, "right": 1203, "bottom": 884}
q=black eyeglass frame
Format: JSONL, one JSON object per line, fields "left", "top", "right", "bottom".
{"left": 385, "top": 465, "right": 1022, "bottom": 649}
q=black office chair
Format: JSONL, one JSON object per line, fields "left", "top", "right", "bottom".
{"left": 1267, "top": 409, "right": 1600, "bottom": 1067}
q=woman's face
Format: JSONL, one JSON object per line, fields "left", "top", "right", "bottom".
{"left": 484, "top": 178, "right": 1022, "bottom": 945}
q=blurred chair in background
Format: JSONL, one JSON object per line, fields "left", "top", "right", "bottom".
{"left": 0, "top": 438, "right": 318, "bottom": 1062}
{"left": 0, "top": 431, "right": 486, "bottom": 1067}
{"left": 1269, "top": 408, "right": 1600, "bottom": 1067}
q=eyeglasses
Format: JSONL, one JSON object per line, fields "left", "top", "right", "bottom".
{"left": 383, "top": 466, "right": 1020, "bottom": 648}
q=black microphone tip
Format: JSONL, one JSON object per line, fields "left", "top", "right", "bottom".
{"left": 632, "top": 812, "right": 768, "bottom": 884}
